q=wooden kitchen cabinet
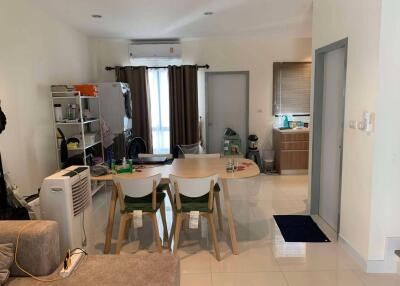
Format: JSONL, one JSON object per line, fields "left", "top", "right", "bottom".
{"left": 273, "top": 128, "right": 309, "bottom": 174}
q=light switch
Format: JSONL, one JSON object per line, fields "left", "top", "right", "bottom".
{"left": 357, "top": 120, "right": 365, "bottom": 130}
{"left": 349, "top": 120, "right": 356, "bottom": 129}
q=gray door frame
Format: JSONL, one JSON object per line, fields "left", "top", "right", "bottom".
{"left": 310, "top": 38, "right": 348, "bottom": 233}
{"left": 205, "top": 71, "right": 250, "bottom": 153}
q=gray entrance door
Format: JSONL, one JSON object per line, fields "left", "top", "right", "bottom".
{"left": 319, "top": 47, "right": 346, "bottom": 232}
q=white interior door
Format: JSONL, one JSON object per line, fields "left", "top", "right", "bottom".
{"left": 319, "top": 47, "right": 346, "bottom": 232}
{"left": 206, "top": 73, "right": 248, "bottom": 154}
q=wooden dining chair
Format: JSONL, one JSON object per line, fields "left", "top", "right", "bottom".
{"left": 113, "top": 173, "right": 168, "bottom": 254}
{"left": 182, "top": 153, "right": 224, "bottom": 230}
{"left": 169, "top": 174, "right": 221, "bottom": 261}
{"left": 138, "top": 153, "right": 174, "bottom": 216}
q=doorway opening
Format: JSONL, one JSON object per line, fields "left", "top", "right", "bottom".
{"left": 310, "top": 38, "right": 348, "bottom": 234}
{"left": 205, "top": 72, "right": 249, "bottom": 154}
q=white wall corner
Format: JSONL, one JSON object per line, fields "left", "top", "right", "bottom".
{"left": 338, "top": 235, "right": 368, "bottom": 272}
{"left": 366, "top": 237, "right": 400, "bottom": 273}
{"left": 339, "top": 235, "right": 400, "bottom": 273}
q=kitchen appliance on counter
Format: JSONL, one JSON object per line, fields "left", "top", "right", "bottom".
{"left": 248, "top": 134, "right": 259, "bottom": 150}
{"left": 246, "top": 134, "right": 264, "bottom": 172}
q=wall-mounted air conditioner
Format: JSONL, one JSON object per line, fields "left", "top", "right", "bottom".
{"left": 129, "top": 39, "right": 182, "bottom": 59}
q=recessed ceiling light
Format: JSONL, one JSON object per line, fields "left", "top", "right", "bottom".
{"left": 91, "top": 14, "right": 102, "bottom": 18}
{"left": 204, "top": 11, "right": 214, "bottom": 16}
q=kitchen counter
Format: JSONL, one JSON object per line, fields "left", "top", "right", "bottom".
{"left": 273, "top": 128, "right": 309, "bottom": 174}
{"left": 274, "top": 127, "right": 310, "bottom": 133}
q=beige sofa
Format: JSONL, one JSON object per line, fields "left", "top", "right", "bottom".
{"left": 1, "top": 221, "right": 179, "bottom": 286}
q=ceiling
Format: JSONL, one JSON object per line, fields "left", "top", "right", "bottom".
{"left": 35, "top": 0, "right": 312, "bottom": 39}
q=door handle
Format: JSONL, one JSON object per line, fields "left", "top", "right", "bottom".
{"left": 208, "top": 122, "right": 213, "bottom": 127}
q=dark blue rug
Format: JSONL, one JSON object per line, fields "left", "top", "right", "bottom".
{"left": 273, "top": 215, "right": 330, "bottom": 243}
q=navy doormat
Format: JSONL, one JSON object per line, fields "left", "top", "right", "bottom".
{"left": 273, "top": 215, "right": 330, "bottom": 243}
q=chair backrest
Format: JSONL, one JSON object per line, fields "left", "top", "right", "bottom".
{"left": 113, "top": 173, "right": 161, "bottom": 198}
{"left": 138, "top": 153, "right": 173, "bottom": 159}
{"left": 184, "top": 153, "right": 221, "bottom": 159}
{"left": 169, "top": 174, "right": 218, "bottom": 198}
{"left": 169, "top": 174, "right": 218, "bottom": 211}
{"left": 175, "top": 142, "right": 205, "bottom": 158}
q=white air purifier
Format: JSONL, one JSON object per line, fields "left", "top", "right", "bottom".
{"left": 40, "top": 166, "right": 93, "bottom": 256}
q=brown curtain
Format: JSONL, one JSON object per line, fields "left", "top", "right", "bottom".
{"left": 115, "top": 66, "right": 153, "bottom": 153}
{"left": 168, "top": 65, "right": 199, "bottom": 151}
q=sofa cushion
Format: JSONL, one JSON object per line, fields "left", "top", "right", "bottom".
{"left": 0, "top": 221, "right": 60, "bottom": 277}
{"left": 6, "top": 253, "right": 180, "bottom": 286}
{"left": 0, "top": 243, "right": 14, "bottom": 284}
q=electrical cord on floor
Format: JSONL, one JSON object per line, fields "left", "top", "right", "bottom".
{"left": 15, "top": 223, "right": 89, "bottom": 282}
{"left": 14, "top": 167, "right": 90, "bottom": 282}
{"left": 70, "top": 248, "right": 88, "bottom": 256}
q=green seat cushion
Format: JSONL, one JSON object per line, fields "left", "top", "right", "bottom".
{"left": 156, "top": 183, "right": 170, "bottom": 192}
{"left": 214, "top": 183, "right": 221, "bottom": 192}
{"left": 176, "top": 193, "right": 213, "bottom": 213}
{"left": 123, "top": 192, "right": 166, "bottom": 213}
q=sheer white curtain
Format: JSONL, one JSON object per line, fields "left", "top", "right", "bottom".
{"left": 148, "top": 68, "right": 170, "bottom": 154}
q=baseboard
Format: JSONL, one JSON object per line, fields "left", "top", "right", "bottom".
{"left": 280, "top": 169, "right": 308, "bottom": 175}
{"left": 366, "top": 237, "right": 400, "bottom": 273}
{"left": 339, "top": 235, "right": 400, "bottom": 273}
{"left": 338, "top": 235, "right": 368, "bottom": 271}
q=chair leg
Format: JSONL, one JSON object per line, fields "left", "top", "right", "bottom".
{"left": 207, "top": 213, "right": 221, "bottom": 261}
{"left": 169, "top": 213, "right": 177, "bottom": 249}
{"left": 150, "top": 213, "right": 163, "bottom": 253}
{"left": 166, "top": 189, "right": 175, "bottom": 216}
{"left": 214, "top": 192, "right": 223, "bottom": 230}
{"left": 160, "top": 202, "right": 169, "bottom": 248}
{"left": 124, "top": 217, "right": 132, "bottom": 240}
{"left": 116, "top": 214, "right": 129, "bottom": 254}
{"left": 172, "top": 214, "right": 183, "bottom": 256}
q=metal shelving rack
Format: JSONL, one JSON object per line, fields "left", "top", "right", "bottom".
{"left": 51, "top": 90, "right": 105, "bottom": 196}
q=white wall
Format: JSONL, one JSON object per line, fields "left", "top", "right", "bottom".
{"left": 312, "top": 0, "right": 381, "bottom": 261}
{"left": 90, "top": 37, "right": 312, "bottom": 152}
{"left": 0, "top": 0, "right": 91, "bottom": 196}
{"left": 369, "top": 0, "right": 400, "bottom": 262}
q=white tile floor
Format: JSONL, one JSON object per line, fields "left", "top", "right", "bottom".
{"left": 89, "top": 174, "right": 400, "bottom": 286}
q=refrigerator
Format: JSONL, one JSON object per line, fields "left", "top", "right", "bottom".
{"left": 94, "top": 82, "right": 132, "bottom": 135}
{"left": 90, "top": 82, "right": 133, "bottom": 161}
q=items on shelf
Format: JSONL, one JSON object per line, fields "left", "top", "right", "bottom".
{"left": 54, "top": 104, "right": 63, "bottom": 122}
{"left": 51, "top": 84, "right": 104, "bottom": 169}
{"left": 51, "top": 84, "right": 99, "bottom": 97}
{"left": 51, "top": 85, "right": 75, "bottom": 93}
{"left": 74, "top": 84, "right": 98, "bottom": 97}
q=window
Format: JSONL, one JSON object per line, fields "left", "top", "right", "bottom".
{"left": 132, "top": 58, "right": 182, "bottom": 154}
{"left": 148, "top": 68, "right": 170, "bottom": 154}
{"left": 273, "top": 62, "right": 311, "bottom": 115}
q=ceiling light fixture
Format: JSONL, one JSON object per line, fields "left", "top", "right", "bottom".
{"left": 203, "top": 11, "right": 214, "bottom": 16}
{"left": 91, "top": 14, "right": 102, "bottom": 18}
